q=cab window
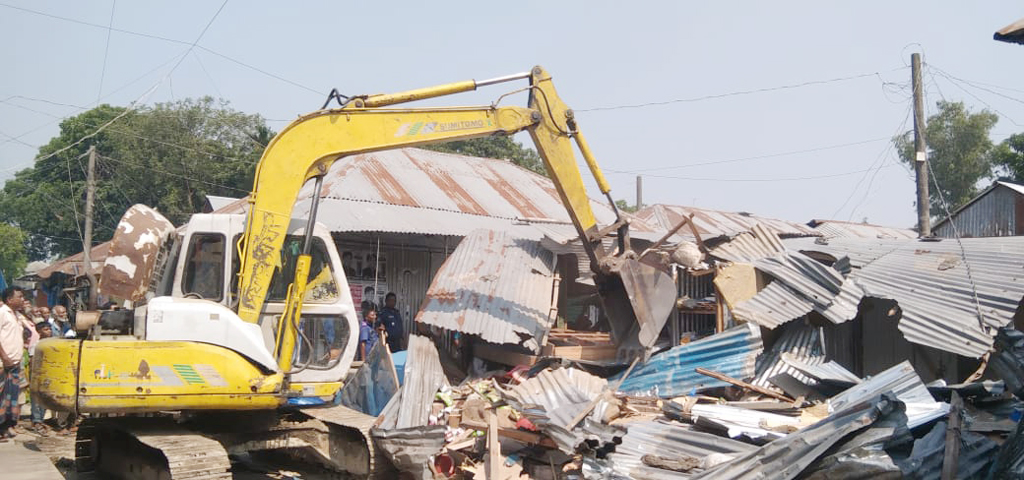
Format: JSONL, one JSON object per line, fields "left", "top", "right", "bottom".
{"left": 181, "top": 233, "right": 225, "bottom": 301}
{"left": 230, "top": 235, "right": 339, "bottom": 304}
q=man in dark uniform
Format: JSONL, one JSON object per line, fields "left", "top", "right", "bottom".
{"left": 376, "top": 292, "right": 404, "bottom": 352}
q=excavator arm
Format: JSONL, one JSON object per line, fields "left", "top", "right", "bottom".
{"left": 237, "top": 66, "right": 675, "bottom": 370}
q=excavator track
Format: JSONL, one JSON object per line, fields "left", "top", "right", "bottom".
{"left": 76, "top": 417, "right": 232, "bottom": 480}
{"left": 303, "top": 404, "right": 392, "bottom": 478}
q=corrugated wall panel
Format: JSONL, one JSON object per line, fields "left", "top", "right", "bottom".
{"left": 935, "top": 185, "right": 1019, "bottom": 238}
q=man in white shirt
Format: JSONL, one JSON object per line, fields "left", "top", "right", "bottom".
{"left": 0, "top": 287, "right": 26, "bottom": 440}
{"left": 48, "top": 305, "right": 76, "bottom": 339}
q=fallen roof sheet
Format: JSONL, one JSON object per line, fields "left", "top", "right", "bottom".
{"left": 394, "top": 335, "right": 448, "bottom": 429}
{"left": 773, "top": 235, "right": 1024, "bottom": 358}
{"left": 751, "top": 321, "right": 825, "bottom": 389}
{"left": 635, "top": 203, "right": 818, "bottom": 240}
{"left": 780, "top": 354, "right": 861, "bottom": 384}
{"left": 690, "top": 394, "right": 898, "bottom": 480}
{"left": 995, "top": 16, "right": 1024, "bottom": 43}
{"left": 829, "top": 361, "right": 948, "bottom": 429}
{"left": 713, "top": 225, "right": 859, "bottom": 328}
{"left": 673, "top": 402, "right": 803, "bottom": 441}
{"left": 897, "top": 419, "right": 999, "bottom": 479}
{"left": 616, "top": 323, "right": 764, "bottom": 398}
{"left": 415, "top": 229, "right": 556, "bottom": 352}
{"left": 808, "top": 219, "right": 918, "bottom": 240}
{"left": 605, "top": 419, "right": 756, "bottom": 479}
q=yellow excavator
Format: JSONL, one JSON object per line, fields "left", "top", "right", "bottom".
{"left": 31, "top": 66, "right": 677, "bottom": 478}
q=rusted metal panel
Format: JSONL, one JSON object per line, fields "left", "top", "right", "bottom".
{"left": 933, "top": 182, "right": 1024, "bottom": 238}
{"left": 37, "top": 243, "right": 109, "bottom": 279}
{"left": 636, "top": 204, "right": 817, "bottom": 239}
{"left": 97, "top": 204, "right": 176, "bottom": 302}
{"left": 415, "top": 229, "right": 556, "bottom": 352}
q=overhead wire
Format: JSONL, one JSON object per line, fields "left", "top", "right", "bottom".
{"left": 96, "top": 0, "right": 117, "bottom": 103}
{"left": 577, "top": 68, "right": 906, "bottom": 112}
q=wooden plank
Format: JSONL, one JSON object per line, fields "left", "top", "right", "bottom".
{"left": 941, "top": 391, "right": 963, "bottom": 480}
{"left": 695, "top": 367, "right": 796, "bottom": 403}
{"left": 487, "top": 408, "right": 500, "bottom": 480}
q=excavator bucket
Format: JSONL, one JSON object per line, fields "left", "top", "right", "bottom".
{"left": 598, "top": 257, "right": 677, "bottom": 354}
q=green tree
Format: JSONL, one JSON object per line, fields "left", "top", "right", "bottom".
{"left": 894, "top": 101, "right": 998, "bottom": 214}
{"left": 992, "top": 133, "right": 1024, "bottom": 183}
{"left": 0, "top": 98, "right": 271, "bottom": 259}
{"left": 423, "top": 136, "right": 547, "bottom": 176}
{"left": 0, "top": 224, "right": 28, "bottom": 281}
{"left": 615, "top": 199, "right": 639, "bottom": 213}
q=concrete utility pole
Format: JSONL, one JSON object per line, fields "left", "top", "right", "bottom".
{"left": 636, "top": 175, "right": 643, "bottom": 210}
{"left": 83, "top": 145, "right": 97, "bottom": 309}
{"left": 912, "top": 53, "right": 931, "bottom": 236}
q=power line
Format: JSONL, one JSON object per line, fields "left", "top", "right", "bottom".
{"left": 605, "top": 163, "right": 900, "bottom": 182}
{"left": 629, "top": 137, "right": 889, "bottom": 173}
{"left": 577, "top": 69, "right": 905, "bottom": 112}
{"left": 97, "top": 153, "right": 249, "bottom": 194}
{"left": 0, "top": 2, "right": 321, "bottom": 96}
{"left": 97, "top": 0, "right": 117, "bottom": 103}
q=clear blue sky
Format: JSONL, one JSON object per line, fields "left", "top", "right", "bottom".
{"left": 2, "top": 1, "right": 1023, "bottom": 228}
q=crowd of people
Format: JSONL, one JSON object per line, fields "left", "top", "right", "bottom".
{"left": 0, "top": 286, "right": 77, "bottom": 442}
{"left": 358, "top": 291, "right": 406, "bottom": 360}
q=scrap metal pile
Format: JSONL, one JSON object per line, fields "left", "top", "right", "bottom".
{"left": 331, "top": 226, "right": 1024, "bottom": 479}
{"left": 334, "top": 323, "right": 1024, "bottom": 479}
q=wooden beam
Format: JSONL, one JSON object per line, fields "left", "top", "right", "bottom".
{"left": 695, "top": 367, "right": 796, "bottom": 403}
{"left": 941, "top": 391, "right": 963, "bottom": 480}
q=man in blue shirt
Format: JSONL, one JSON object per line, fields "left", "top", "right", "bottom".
{"left": 376, "top": 292, "right": 404, "bottom": 352}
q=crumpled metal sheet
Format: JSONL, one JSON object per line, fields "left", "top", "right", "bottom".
{"left": 615, "top": 323, "right": 764, "bottom": 398}
{"left": 97, "top": 204, "right": 176, "bottom": 302}
{"left": 415, "top": 229, "right": 556, "bottom": 352}
{"left": 829, "top": 361, "right": 949, "bottom": 429}
{"left": 604, "top": 419, "right": 756, "bottom": 479}
{"left": 751, "top": 321, "right": 825, "bottom": 389}
{"left": 800, "top": 399, "right": 911, "bottom": 480}
{"left": 988, "top": 326, "right": 1024, "bottom": 398}
{"left": 337, "top": 337, "right": 399, "bottom": 416}
{"left": 896, "top": 419, "right": 999, "bottom": 480}
{"left": 987, "top": 416, "right": 1024, "bottom": 479}
{"left": 499, "top": 367, "right": 618, "bottom": 453}
{"left": 690, "top": 394, "right": 899, "bottom": 480}
{"left": 713, "top": 226, "right": 860, "bottom": 329}
{"left": 370, "top": 425, "right": 446, "bottom": 480}
{"left": 394, "top": 335, "right": 448, "bottom": 429}
{"left": 783, "top": 235, "right": 1024, "bottom": 358}
{"left": 664, "top": 401, "right": 802, "bottom": 442}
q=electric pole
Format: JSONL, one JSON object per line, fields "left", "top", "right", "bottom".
{"left": 83, "top": 145, "right": 97, "bottom": 309}
{"left": 636, "top": 175, "right": 643, "bottom": 211}
{"left": 912, "top": 53, "right": 930, "bottom": 236}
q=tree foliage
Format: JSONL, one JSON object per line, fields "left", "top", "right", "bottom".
{"left": 0, "top": 224, "right": 28, "bottom": 281}
{"left": 615, "top": 199, "right": 640, "bottom": 213}
{"left": 992, "top": 132, "right": 1024, "bottom": 184}
{"left": 894, "top": 101, "right": 998, "bottom": 215}
{"left": 0, "top": 98, "right": 271, "bottom": 259}
{"left": 422, "top": 136, "right": 547, "bottom": 176}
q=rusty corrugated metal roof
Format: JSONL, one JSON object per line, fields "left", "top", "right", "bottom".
{"left": 415, "top": 229, "right": 556, "bottom": 352}
{"left": 808, "top": 219, "right": 917, "bottom": 240}
{"left": 636, "top": 204, "right": 817, "bottom": 239}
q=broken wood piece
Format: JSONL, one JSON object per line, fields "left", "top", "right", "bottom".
{"left": 487, "top": 408, "right": 500, "bottom": 480}
{"left": 941, "top": 391, "right": 963, "bottom": 480}
{"left": 642, "top": 454, "right": 701, "bottom": 472}
{"left": 695, "top": 367, "right": 796, "bottom": 403}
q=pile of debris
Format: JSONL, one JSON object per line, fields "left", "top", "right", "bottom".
{"left": 334, "top": 323, "right": 1024, "bottom": 479}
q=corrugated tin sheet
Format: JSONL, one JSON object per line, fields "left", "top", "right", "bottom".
{"left": 829, "top": 361, "right": 948, "bottom": 429}
{"left": 394, "top": 335, "right": 447, "bottom": 429}
{"left": 690, "top": 394, "right": 897, "bottom": 480}
{"left": 616, "top": 323, "right": 764, "bottom": 398}
{"left": 751, "top": 322, "right": 825, "bottom": 388}
{"left": 415, "top": 229, "right": 556, "bottom": 352}
{"left": 500, "top": 367, "right": 614, "bottom": 453}
{"left": 713, "top": 225, "right": 859, "bottom": 329}
{"left": 933, "top": 181, "right": 1023, "bottom": 238}
{"left": 774, "top": 235, "right": 1024, "bottom": 358}
{"left": 897, "top": 419, "right": 999, "bottom": 479}
{"left": 635, "top": 204, "right": 817, "bottom": 239}
{"left": 605, "top": 419, "right": 756, "bottom": 479}
{"left": 780, "top": 355, "right": 861, "bottom": 384}
{"left": 808, "top": 219, "right": 918, "bottom": 239}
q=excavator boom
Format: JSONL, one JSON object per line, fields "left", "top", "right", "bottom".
{"left": 237, "top": 66, "right": 676, "bottom": 364}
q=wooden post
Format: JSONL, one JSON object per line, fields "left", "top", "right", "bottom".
{"left": 83, "top": 145, "right": 97, "bottom": 309}
{"left": 941, "top": 391, "right": 962, "bottom": 480}
{"left": 912, "top": 53, "right": 931, "bottom": 236}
